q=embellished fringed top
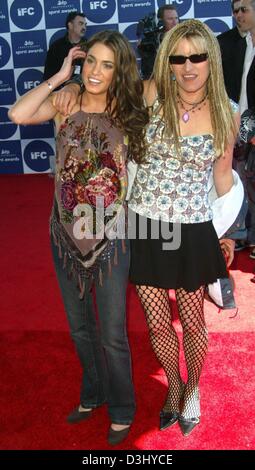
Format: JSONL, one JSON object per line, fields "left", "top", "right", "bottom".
{"left": 50, "top": 110, "right": 128, "bottom": 295}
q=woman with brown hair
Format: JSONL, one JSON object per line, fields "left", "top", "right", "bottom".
{"left": 8, "top": 30, "right": 148, "bottom": 445}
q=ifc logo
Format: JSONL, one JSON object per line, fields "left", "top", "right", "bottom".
{"left": 24, "top": 141, "right": 54, "bottom": 172}
{"left": 17, "top": 69, "right": 43, "bottom": 96}
{"left": 83, "top": 0, "right": 116, "bottom": 24}
{"left": 10, "top": 0, "right": 42, "bottom": 29}
{"left": 157, "top": 0, "right": 192, "bottom": 17}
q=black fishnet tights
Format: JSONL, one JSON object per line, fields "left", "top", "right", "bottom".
{"left": 136, "top": 285, "right": 207, "bottom": 419}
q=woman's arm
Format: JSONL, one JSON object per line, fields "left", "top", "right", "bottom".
{"left": 52, "top": 73, "right": 155, "bottom": 117}
{"left": 8, "top": 47, "right": 86, "bottom": 125}
{"left": 143, "top": 78, "right": 157, "bottom": 108}
{"left": 213, "top": 112, "right": 240, "bottom": 197}
{"left": 213, "top": 143, "right": 234, "bottom": 197}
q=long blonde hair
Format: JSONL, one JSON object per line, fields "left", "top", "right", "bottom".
{"left": 153, "top": 19, "right": 238, "bottom": 157}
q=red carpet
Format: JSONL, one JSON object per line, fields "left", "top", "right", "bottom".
{"left": 0, "top": 175, "right": 254, "bottom": 450}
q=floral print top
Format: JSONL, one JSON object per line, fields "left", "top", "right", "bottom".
{"left": 52, "top": 110, "right": 128, "bottom": 265}
{"left": 128, "top": 100, "right": 238, "bottom": 224}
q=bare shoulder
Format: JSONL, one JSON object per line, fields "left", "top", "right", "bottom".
{"left": 143, "top": 79, "right": 157, "bottom": 107}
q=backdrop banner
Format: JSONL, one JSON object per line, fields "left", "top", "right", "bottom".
{"left": 0, "top": 0, "right": 232, "bottom": 174}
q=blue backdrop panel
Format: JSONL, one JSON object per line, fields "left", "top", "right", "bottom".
{"left": 0, "top": 0, "right": 232, "bottom": 174}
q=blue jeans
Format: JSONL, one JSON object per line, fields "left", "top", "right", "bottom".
{"left": 233, "top": 158, "right": 255, "bottom": 245}
{"left": 51, "top": 237, "right": 135, "bottom": 425}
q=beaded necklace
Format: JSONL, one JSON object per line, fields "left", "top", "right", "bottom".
{"left": 178, "top": 94, "right": 208, "bottom": 123}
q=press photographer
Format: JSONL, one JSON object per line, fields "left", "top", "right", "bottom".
{"left": 136, "top": 12, "right": 163, "bottom": 79}
{"left": 137, "top": 5, "right": 179, "bottom": 79}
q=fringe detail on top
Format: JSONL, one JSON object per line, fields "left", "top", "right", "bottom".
{"left": 68, "top": 261, "right": 74, "bottom": 280}
{"left": 78, "top": 274, "right": 85, "bottom": 300}
{"left": 50, "top": 201, "right": 129, "bottom": 297}
{"left": 98, "top": 267, "right": 103, "bottom": 287}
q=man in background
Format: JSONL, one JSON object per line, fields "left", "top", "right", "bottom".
{"left": 217, "top": 0, "right": 247, "bottom": 102}
{"left": 234, "top": 0, "right": 255, "bottom": 257}
{"left": 219, "top": 0, "right": 255, "bottom": 257}
{"left": 43, "top": 11, "right": 87, "bottom": 81}
{"left": 137, "top": 4, "right": 179, "bottom": 79}
{"left": 158, "top": 4, "right": 179, "bottom": 35}
{"left": 43, "top": 11, "right": 87, "bottom": 175}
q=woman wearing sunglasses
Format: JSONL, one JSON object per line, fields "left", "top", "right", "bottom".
{"left": 52, "top": 19, "right": 240, "bottom": 438}
{"left": 128, "top": 19, "right": 240, "bottom": 437}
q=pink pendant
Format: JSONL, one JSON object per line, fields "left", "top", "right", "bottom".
{"left": 182, "top": 112, "right": 189, "bottom": 123}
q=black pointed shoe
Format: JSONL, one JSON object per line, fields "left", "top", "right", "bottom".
{"left": 67, "top": 406, "right": 92, "bottom": 424}
{"left": 178, "top": 416, "right": 200, "bottom": 436}
{"left": 107, "top": 425, "right": 131, "bottom": 446}
{"left": 159, "top": 411, "right": 179, "bottom": 431}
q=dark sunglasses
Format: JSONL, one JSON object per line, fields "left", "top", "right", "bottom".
{"left": 233, "top": 6, "right": 249, "bottom": 14}
{"left": 169, "top": 53, "right": 208, "bottom": 65}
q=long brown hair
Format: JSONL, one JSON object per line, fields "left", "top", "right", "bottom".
{"left": 85, "top": 30, "right": 149, "bottom": 163}
{"left": 153, "top": 19, "right": 238, "bottom": 157}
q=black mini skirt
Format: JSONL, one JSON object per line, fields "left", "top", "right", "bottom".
{"left": 129, "top": 212, "right": 228, "bottom": 292}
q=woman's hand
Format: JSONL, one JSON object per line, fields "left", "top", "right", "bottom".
{"left": 57, "top": 46, "right": 86, "bottom": 84}
{"left": 52, "top": 46, "right": 85, "bottom": 115}
{"left": 220, "top": 238, "right": 235, "bottom": 267}
{"left": 52, "top": 82, "right": 80, "bottom": 116}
